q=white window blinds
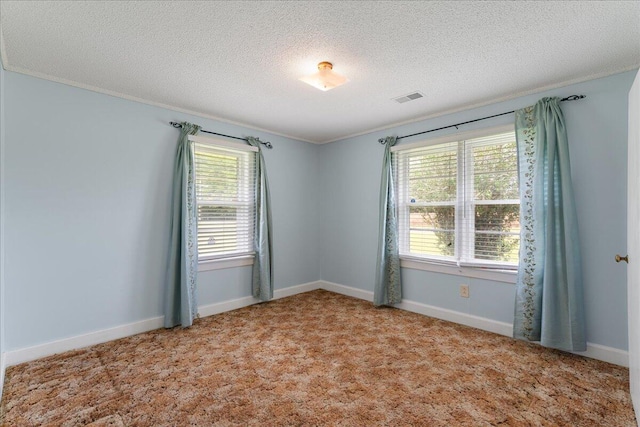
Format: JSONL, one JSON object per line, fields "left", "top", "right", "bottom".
{"left": 194, "top": 142, "right": 256, "bottom": 260}
{"left": 394, "top": 128, "right": 520, "bottom": 269}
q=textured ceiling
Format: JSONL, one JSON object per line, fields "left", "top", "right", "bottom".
{"left": 1, "top": 1, "right": 639, "bottom": 143}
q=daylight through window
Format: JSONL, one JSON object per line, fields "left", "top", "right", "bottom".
{"left": 194, "top": 142, "right": 256, "bottom": 261}
{"left": 394, "top": 127, "right": 520, "bottom": 269}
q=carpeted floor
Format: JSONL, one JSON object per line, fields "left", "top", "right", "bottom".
{"left": 0, "top": 290, "right": 636, "bottom": 426}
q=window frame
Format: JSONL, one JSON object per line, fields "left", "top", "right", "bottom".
{"left": 189, "top": 134, "right": 257, "bottom": 270}
{"left": 391, "top": 124, "right": 519, "bottom": 279}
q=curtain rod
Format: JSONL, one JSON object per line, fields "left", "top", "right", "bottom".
{"left": 378, "top": 95, "right": 586, "bottom": 144}
{"left": 170, "top": 122, "right": 273, "bottom": 149}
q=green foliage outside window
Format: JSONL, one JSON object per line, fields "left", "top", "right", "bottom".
{"left": 407, "top": 140, "right": 519, "bottom": 262}
{"left": 473, "top": 142, "right": 520, "bottom": 262}
{"left": 195, "top": 151, "right": 240, "bottom": 200}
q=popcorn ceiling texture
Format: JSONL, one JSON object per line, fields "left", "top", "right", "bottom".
{"left": 0, "top": 290, "right": 636, "bottom": 426}
{"left": 0, "top": 1, "right": 638, "bottom": 143}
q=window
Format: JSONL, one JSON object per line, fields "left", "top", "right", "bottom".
{"left": 394, "top": 126, "right": 520, "bottom": 269}
{"left": 193, "top": 137, "right": 257, "bottom": 261}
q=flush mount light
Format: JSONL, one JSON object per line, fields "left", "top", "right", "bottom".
{"left": 299, "top": 61, "right": 348, "bottom": 91}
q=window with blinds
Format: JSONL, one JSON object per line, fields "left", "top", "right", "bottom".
{"left": 394, "top": 127, "right": 520, "bottom": 269}
{"left": 194, "top": 142, "right": 256, "bottom": 261}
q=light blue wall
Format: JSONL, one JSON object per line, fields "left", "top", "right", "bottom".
{"left": 2, "top": 66, "right": 635, "bottom": 354}
{"left": 3, "top": 71, "right": 320, "bottom": 351}
{"left": 319, "top": 70, "right": 637, "bottom": 351}
{"left": 0, "top": 58, "right": 6, "bottom": 360}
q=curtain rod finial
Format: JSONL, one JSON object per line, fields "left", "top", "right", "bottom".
{"left": 253, "top": 137, "right": 273, "bottom": 149}
{"left": 560, "top": 95, "right": 586, "bottom": 102}
{"left": 170, "top": 121, "right": 183, "bottom": 128}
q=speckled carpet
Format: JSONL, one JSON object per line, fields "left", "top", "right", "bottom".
{"left": 0, "top": 290, "right": 636, "bottom": 426}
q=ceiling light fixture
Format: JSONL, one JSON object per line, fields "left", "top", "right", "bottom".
{"left": 299, "top": 61, "right": 348, "bottom": 91}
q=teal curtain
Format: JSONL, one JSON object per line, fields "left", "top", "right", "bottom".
{"left": 247, "top": 137, "right": 273, "bottom": 301}
{"left": 374, "top": 136, "right": 402, "bottom": 306}
{"left": 513, "top": 98, "right": 586, "bottom": 351}
{"left": 164, "top": 122, "right": 201, "bottom": 328}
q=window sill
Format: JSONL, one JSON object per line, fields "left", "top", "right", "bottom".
{"left": 198, "top": 255, "right": 254, "bottom": 272}
{"left": 400, "top": 257, "right": 517, "bottom": 284}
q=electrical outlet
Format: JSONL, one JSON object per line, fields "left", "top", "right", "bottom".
{"left": 459, "top": 284, "right": 470, "bottom": 298}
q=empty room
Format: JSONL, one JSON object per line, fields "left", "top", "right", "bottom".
{"left": 0, "top": 1, "right": 639, "bottom": 425}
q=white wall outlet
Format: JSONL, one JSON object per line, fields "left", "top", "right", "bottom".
{"left": 459, "top": 284, "right": 470, "bottom": 298}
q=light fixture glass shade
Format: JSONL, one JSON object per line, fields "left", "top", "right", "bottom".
{"left": 299, "top": 62, "right": 348, "bottom": 91}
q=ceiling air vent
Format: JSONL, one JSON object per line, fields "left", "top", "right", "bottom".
{"left": 393, "top": 91, "right": 425, "bottom": 104}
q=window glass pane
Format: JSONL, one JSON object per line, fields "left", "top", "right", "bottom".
{"left": 473, "top": 138, "right": 518, "bottom": 201}
{"left": 474, "top": 204, "right": 520, "bottom": 262}
{"left": 408, "top": 145, "right": 457, "bottom": 203}
{"left": 470, "top": 133, "right": 520, "bottom": 264}
{"left": 409, "top": 206, "right": 455, "bottom": 258}
{"left": 194, "top": 143, "right": 255, "bottom": 260}
{"left": 396, "top": 129, "right": 519, "bottom": 267}
{"left": 195, "top": 152, "right": 240, "bottom": 201}
{"left": 197, "top": 205, "right": 238, "bottom": 255}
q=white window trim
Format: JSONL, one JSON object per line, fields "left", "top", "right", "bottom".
{"left": 390, "top": 124, "right": 515, "bottom": 153}
{"left": 394, "top": 124, "right": 519, "bottom": 279}
{"left": 400, "top": 257, "right": 517, "bottom": 284}
{"left": 198, "top": 255, "right": 255, "bottom": 272}
{"left": 189, "top": 134, "right": 258, "bottom": 152}
{"left": 192, "top": 134, "right": 257, "bottom": 266}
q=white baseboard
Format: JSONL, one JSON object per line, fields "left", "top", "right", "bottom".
{"left": 274, "top": 281, "right": 322, "bottom": 299}
{"left": 579, "top": 342, "right": 629, "bottom": 367}
{"left": 5, "top": 281, "right": 322, "bottom": 367}
{"left": 317, "top": 280, "right": 629, "bottom": 367}
{"left": 197, "top": 281, "right": 321, "bottom": 318}
{"left": 320, "top": 280, "right": 373, "bottom": 301}
{"left": 197, "top": 295, "right": 259, "bottom": 318}
{"left": 3, "top": 280, "right": 629, "bottom": 368}
{"left": 394, "top": 298, "right": 514, "bottom": 337}
{"left": 5, "top": 316, "right": 165, "bottom": 367}
{"left": 318, "top": 280, "right": 511, "bottom": 336}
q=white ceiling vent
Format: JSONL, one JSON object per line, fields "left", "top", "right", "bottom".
{"left": 393, "top": 91, "right": 425, "bottom": 104}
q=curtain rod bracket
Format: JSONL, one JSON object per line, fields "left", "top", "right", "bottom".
{"left": 169, "top": 122, "right": 273, "bottom": 149}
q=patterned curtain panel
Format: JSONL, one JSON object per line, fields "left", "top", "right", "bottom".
{"left": 164, "top": 122, "right": 201, "bottom": 328}
{"left": 247, "top": 137, "right": 273, "bottom": 301}
{"left": 374, "top": 136, "right": 402, "bottom": 306}
{"left": 513, "top": 98, "right": 586, "bottom": 351}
